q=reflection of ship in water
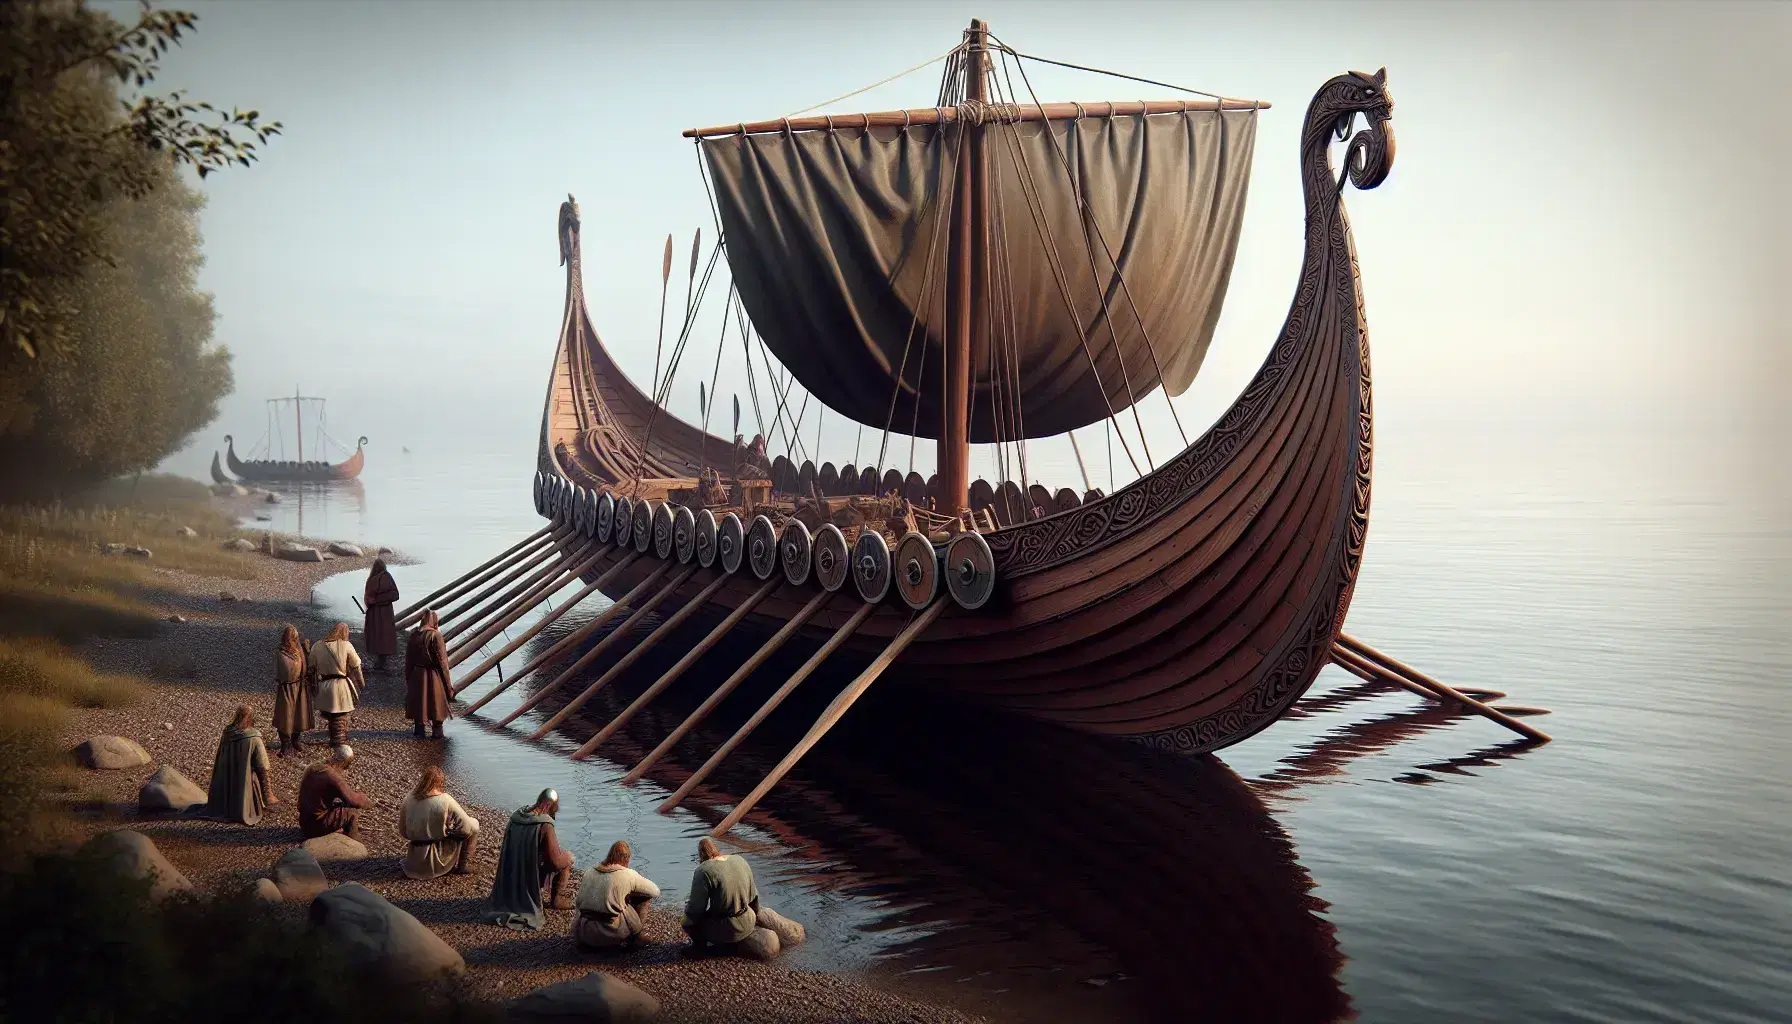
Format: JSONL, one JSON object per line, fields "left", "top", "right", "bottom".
{"left": 512, "top": 620, "right": 1354, "bottom": 1023}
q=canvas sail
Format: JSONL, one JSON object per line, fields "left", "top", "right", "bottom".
{"left": 700, "top": 108, "right": 1257, "bottom": 440}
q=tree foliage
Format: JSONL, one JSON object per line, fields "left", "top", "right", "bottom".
{"left": 0, "top": 0, "right": 280, "bottom": 361}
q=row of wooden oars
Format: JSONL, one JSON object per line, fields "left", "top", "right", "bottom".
{"left": 1329, "top": 634, "right": 1552, "bottom": 744}
{"left": 393, "top": 525, "right": 948, "bottom": 837}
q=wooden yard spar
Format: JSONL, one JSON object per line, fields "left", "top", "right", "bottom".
{"left": 423, "top": 20, "right": 1549, "bottom": 839}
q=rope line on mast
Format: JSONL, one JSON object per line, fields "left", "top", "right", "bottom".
{"left": 998, "top": 46, "right": 1245, "bottom": 105}
{"left": 783, "top": 42, "right": 964, "bottom": 120}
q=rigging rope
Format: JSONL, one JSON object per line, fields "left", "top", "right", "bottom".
{"left": 784, "top": 42, "right": 963, "bottom": 119}
{"left": 1000, "top": 47, "right": 1242, "bottom": 104}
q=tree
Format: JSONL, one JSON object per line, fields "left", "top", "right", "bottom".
{"left": 0, "top": 158, "right": 232, "bottom": 494}
{"left": 0, "top": 0, "right": 280, "bottom": 364}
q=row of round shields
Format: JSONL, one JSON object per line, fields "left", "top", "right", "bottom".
{"left": 530, "top": 469, "right": 994, "bottom": 611}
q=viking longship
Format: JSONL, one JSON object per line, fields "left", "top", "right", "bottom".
{"left": 213, "top": 390, "right": 367, "bottom": 483}
{"left": 414, "top": 19, "right": 1501, "bottom": 837}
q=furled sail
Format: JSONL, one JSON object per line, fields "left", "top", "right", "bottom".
{"left": 700, "top": 108, "right": 1257, "bottom": 440}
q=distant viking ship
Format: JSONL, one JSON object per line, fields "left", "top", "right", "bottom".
{"left": 213, "top": 390, "right": 367, "bottom": 484}
{"left": 433, "top": 19, "right": 1435, "bottom": 836}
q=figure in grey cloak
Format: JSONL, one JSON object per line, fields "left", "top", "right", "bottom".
{"left": 204, "top": 705, "right": 277, "bottom": 825}
{"left": 487, "top": 788, "right": 575, "bottom": 931}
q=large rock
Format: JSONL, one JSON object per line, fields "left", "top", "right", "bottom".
{"left": 735, "top": 926, "right": 781, "bottom": 962}
{"left": 177, "top": 526, "right": 198, "bottom": 538}
{"left": 123, "top": 545, "right": 152, "bottom": 559}
{"left": 301, "top": 832, "right": 368, "bottom": 862}
{"left": 327, "top": 541, "right": 363, "bottom": 557}
{"left": 276, "top": 544, "right": 323, "bottom": 563}
{"left": 271, "top": 847, "right": 328, "bottom": 901}
{"left": 251, "top": 878, "right": 284, "bottom": 904}
{"left": 222, "top": 537, "right": 256, "bottom": 552}
{"left": 137, "top": 765, "right": 205, "bottom": 812}
{"left": 81, "top": 830, "right": 193, "bottom": 900}
{"left": 507, "top": 970, "right": 661, "bottom": 1022}
{"left": 755, "top": 906, "right": 806, "bottom": 947}
{"left": 72, "top": 735, "right": 151, "bottom": 770}
{"left": 308, "top": 882, "right": 464, "bottom": 980}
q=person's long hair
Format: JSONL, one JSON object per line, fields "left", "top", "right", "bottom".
{"left": 697, "top": 837, "right": 720, "bottom": 861}
{"left": 419, "top": 608, "right": 439, "bottom": 630}
{"left": 412, "top": 765, "right": 445, "bottom": 801}
{"left": 602, "top": 840, "right": 631, "bottom": 868}
{"left": 326, "top": 622, "right": 351, "bottom": 643}
{"left": 278, "top": 624, "right": 302, "bottom": 658}
{"left": 232, "top": 705, "right": 254, "bottom": 730}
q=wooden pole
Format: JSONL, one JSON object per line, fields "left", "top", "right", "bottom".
{"left": 396, "top": 527, "right": 552, "bottom": 625}
{"left": 433, "top": 540, "right": 566, "bottom": 630}
{"left": 572, "top": 576, "right": 781, "bottom": 760}
{"left": 495, "top": 565, "right": 699, "bottom": 729}
{"left": 709, "top": 600, "right": 947, "bottom": 835}
{"left": 527, "top": 571, "right": 732, "bottom": 740}
{"left": 460, "top": 561, "right": 671, "bottom": 716}
{"left": 445, "top": 544, "right": 608, "bottom": 661}
{"left": 658, "top": 601, "right": 877, "bottom": 815}
{"left": 682, "top": 97, "right": 1272, "bottom": 139}
{"left": 622, "top": 589, "right": 831, "bottom": 786}
{"left": 452, "top": 552, "right": 641, "bottom": 683}
{"left": 441, "top": 539, "right": 593, "bottom": 643}
{"left": 1331, "top": 638, "right": 1550, "bottom": 743}
{"left": 937, "top": 18, "right": 985, "bottom": 517}
{"left": 1068, "top": 431, "right": 1092, "bottom": 492}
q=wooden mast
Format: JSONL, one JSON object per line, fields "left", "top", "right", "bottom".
{"left": 940, "top": 17, "right": 987, "bottom": 516}
{"left": 294, "top": 387, "right": 303, "bottom": 464}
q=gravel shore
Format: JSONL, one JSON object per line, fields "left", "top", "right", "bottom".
{"left": 55, "top": 516, "right": 987, "bottom": 1023}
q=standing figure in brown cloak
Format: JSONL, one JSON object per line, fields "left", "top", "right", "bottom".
{"left": 271, "top": 625, "right": 313, "bottom": 756}
{"left": 405, "top": 608, "right": 452, "bottom": 739}
{"left": 204, "top": 705, "right": 277, "bottom": 825}
{"left": 363, "top": 559, "right": 400, "bottom": 671}
{"left": 309, "top": 623, "right": 364, "bottom": 749}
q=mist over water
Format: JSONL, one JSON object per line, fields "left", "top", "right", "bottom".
{"left": 217, "top": 413, "right": 1792, "bottom": 1023}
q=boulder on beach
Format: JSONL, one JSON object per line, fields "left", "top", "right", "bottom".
{"left": 98, "top": 542, "right": 125, "bottom": 556}
{"left": 177, "top": 526, "right": 198, "bottom": 538}
{"left": 327, "top": 541, "right": 363, "bottom": 557}
{"left": 222, "top": 538, "right": 256, "bottom": 552}
{"left": 264, "top": 492, "right": 281, "bottom": 504}
{"left": 507, "top": 970, "right": 662, "bottom": 1022}
{"left": 81, "top": 830, "right": 193, "bottom": 900}
{"left": 218, "top": 590, "right": 239, "bottom": 602}
{"left": 167, "top": 614, "right": 187, "bottom": 624}
{"left": 271, "top": 847, "right": 328, "bottom": 901}
{"left": 301, "top": 832, "right": 368, "bottom": 862}
{"left": 308, "top": 882, "right": 464, "bottom": 980}
{"left": 755, "top": 906, "right": 806, "bottom": 947}
{"left": 137, "top": 765, "right": 205, "bottom": 813}
{"left": 276, "top": 544, "right": 324, "bottom": 563}
{"left": 377, "top": 547, "right": 394, "bottom": 556}
{"left": 736, "top": 926, "right": 781, "bottom": 962}
{"left": 124, "top": 545, "right": 152, "bottom": 559}
{"left": 251, "top": 878, "right": 284, "bottom": 904}
{"left": 72, "top": 735, "right": 151, "bottom": 770}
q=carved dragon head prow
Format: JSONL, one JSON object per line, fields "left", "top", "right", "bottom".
{"left": 558, "top": 193, "right": 580, "bottom": 267}
{"left": 1310, "top": 67, "right": 1395, "bottom": 191}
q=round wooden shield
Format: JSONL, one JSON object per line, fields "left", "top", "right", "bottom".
{"left": 672, "top": 505, "right": 697, "bottom": 563}
{"left": 546, "top": 476, "right": 560, "bottom": 519}
{"left": 533, "top": 471, "right": 545, "bottom": 515}
{"left": 578, "top": 487, "right": 595, "bottom": 536}
{"left": 1084, "top": 487, "right": 1105, "bottom": 503}
{"left": 852, "top": 528, "right": 891, "bottom": 604}
{"left": 746, "top": 515, "right": 778, "bottom": 580}
{"left": 859, "top": 466, "right": 880, "bottom": 495}
{"left": 772, "top": 455, "right": 795, "bottom": 493}
{"left": 997, "top": 480, "right": 1026, "bottom": 525}
{"left": 894, "top": 532, "right": 939, "bottom": 610}
{"left": 694, "top": 508, "right": 717, "bottom": 567}
{"left": 717, "top": 512, "right": 744, "bottom": 574}
{"left": 1028, "top": 483, "right": 1056, "bottom": 516}
{"left": 968, "top": 478, "right": 995, "bottom": 512}
{"left": 595, "top": 490, "right": 616, "bottom": 543}
{"left": 944, "top": 530, "right": 996, "bottom": 610}
{"left": 633, "top": 499, "right": 654, "bottom": 554}
{"left": 881, "top": 469, "right": 903, "bottom": 498}
{"left": 612, "top": 495, "right": 633, "bottom": 548}
{"left": 556, "top": 478, "right": 571, "bottom": 522}
{"left": 812, "top": 523, "right": 848, "bottom": 592}
{"left": 653, "top": 501, "right": 675, "bottom": 559}
{"left": 798, "top": 460, "right": 817, "bottom": 497}
{"left": 925, "top": 474, "right": 939, "bottom": 505}
{"left": 818, "top": 462, "right": 839, "bottom": 496}
{"left": 837, "top": 463, "right": 856, "bottom": 495}
{"left": 904, "top": 471, "right": 927, "bottom": 506}
{"left": 780, "top": 519, "right": 813, "bottom": 586}
{"left": 1054, "top": 487, "right": 1082, "bottom": 511}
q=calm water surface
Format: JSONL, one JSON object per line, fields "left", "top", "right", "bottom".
{"left": 237, "top": 421, "right": 1790, "bottom": 1022}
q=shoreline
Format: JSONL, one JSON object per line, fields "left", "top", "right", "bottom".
{"left": 53, "top": 498, "right": 989, "bottom": 1023}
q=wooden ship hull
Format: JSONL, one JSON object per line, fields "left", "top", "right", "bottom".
{"left": 526, "top": 67, "right": 1396, "bottom": 755}
{"left": 219, "top": 434, "right": 366, "bottom": 483}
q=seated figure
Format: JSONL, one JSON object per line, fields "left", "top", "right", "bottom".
{"left": 573, "top": 840, "right": 660, "bottom": 951}
{"left": 398, "top": 766, "right": 480, "bottom": 879}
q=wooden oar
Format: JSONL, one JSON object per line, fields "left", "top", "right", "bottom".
{"left": 433, "top": 535, "right": 567, "bottom": 629}
{"left": 396, "top": 528, "right": 555, "bottom": 628}
{"left": 495, "top": 565, "right": 698, "bottom": 729}
{"left": 572, "top": 577, "right": 782, "bottom": 760}
{"left": 451, "top": 552, "right": 640, "bottom": 682}
{"left": 709, "top": 600, "right": 947, "bottom": 836}
{"left": 527, "top": 571, "right": 732, "bottom": 740}
{"left": 460, "top": 561, "right": 671, "bottom": 716}
{"left": 443, "top": 539, "right": 590, "bottom": 642}
{"left": 622, "top": 589, "right": 831, "bottom": 785}
{"left": 1332, "top": 636, "right": 1550, "bottom": 743}
{"left": 657, "top": 600, "right": 877, "bottom": 815}
{"left": 446, "top": 544, "right": 606, "bottom": 658}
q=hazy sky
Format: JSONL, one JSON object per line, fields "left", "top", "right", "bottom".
{"left": 126, "top": 0, "right": 1786, "bottom": 485}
